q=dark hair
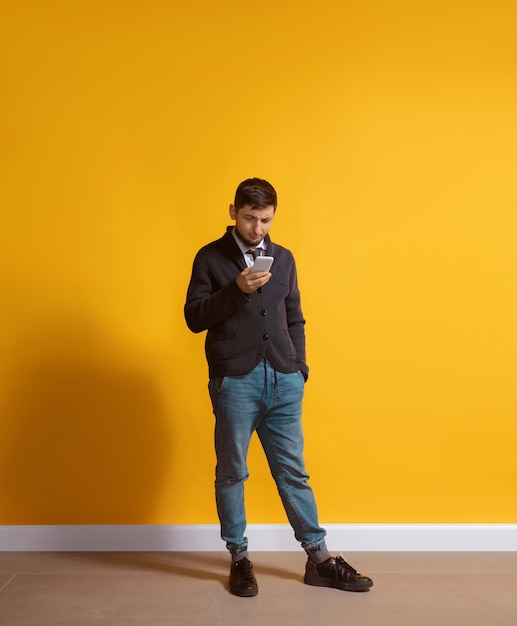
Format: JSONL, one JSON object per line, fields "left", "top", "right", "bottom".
{"left": 234, "top": 178, "right": 277, "bottom": 210}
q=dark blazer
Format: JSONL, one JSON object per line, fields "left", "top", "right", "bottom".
{"left": 185, "top": 226, "right": 308, "bottom": 380}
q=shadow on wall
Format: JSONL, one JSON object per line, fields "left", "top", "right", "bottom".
{"left": 0, "top": 318, "right": 172, "bottom": 524}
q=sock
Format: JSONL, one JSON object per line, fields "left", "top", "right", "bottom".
{"left": 231, "top": 551, "right": 250, "bottom": 564}
{"left": 308, "top": 548, "right": 332, "bottom": 564}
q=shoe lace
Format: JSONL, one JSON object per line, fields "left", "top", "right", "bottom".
{"left": 236, "top": 558, "right": 254, "bottom": 578}
{"left": 334, "top": 556, "right": 359, "bottom": 577}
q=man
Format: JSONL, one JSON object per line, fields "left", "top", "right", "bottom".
{"left": 184, "top": 178, "right": 373, "bottom": 597}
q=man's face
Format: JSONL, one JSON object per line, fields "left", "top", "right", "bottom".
{"left": 230, "top": 203, "right": 276, "bottom": 248}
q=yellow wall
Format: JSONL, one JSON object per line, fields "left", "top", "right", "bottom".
{"left": 1, "top": 0, "right": 516, "bottom": 525}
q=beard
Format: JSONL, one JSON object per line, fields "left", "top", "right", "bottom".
{"left": 235, "top": 227, "right": 261, "bottom": 248}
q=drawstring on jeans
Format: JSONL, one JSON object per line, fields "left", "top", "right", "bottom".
{"left": 263, "top": 358, "right": 278, "bottom": 390}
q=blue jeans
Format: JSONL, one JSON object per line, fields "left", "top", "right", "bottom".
{"left": 208, "top": 359, "right": 327, "bottom": 557}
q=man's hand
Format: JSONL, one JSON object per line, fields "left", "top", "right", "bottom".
{"left": 236, "top": 267, "right": 272, "bottom": 294}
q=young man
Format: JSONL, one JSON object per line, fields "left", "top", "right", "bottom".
{"left": 184, "top": 178, "right": 373, "bottom": 597}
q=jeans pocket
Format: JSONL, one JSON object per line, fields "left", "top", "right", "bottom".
{"left": 209, "top": 376, "right": 227, "bottom": 395}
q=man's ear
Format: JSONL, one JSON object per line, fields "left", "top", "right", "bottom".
{"left": 229, "top": 204, "right": 237, "bottom": 220}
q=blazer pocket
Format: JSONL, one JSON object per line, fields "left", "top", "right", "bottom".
{"left": 209, "top": 335, "right": 237, "bottom": 360}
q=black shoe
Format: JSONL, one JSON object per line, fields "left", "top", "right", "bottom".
{"left": 229, "top": 557, "right": 258, "bottom": 597}
{"left": 304, "top": 556, "right": 373, "bottom": 592}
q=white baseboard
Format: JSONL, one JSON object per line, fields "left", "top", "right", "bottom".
{"left": 0, "top": 524, "right": 516, "bottom": 552}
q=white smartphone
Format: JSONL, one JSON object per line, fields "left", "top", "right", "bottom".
{"left": 251, "top": 256, "right": 274, "bottom": 273}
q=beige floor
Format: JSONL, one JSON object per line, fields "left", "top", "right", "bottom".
{"left": 0, "top": 551, "right": 516, "bottom": 625}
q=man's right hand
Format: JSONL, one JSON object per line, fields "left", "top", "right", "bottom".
{"left": 236, "top": 267, "right": 272, "bottom": 294}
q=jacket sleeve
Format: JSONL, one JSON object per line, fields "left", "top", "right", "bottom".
{"left": 184, "top": 250, "right": 249, "bottom": 333}
{"left": 285, "top": 256, "right": 309, "bottom": 380}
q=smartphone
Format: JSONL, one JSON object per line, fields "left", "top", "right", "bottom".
{"left": 251, "top": 256, "right": 274, "bottom": 273}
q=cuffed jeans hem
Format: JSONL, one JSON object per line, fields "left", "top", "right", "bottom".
{"left": 226, "top": 539, "right": 249, "bottom": 555}
{"left": 302, "top": 535, "right": 327, "bottom": 553}
{"left": 304, "top": 540, "right": 331, "bottom": 564}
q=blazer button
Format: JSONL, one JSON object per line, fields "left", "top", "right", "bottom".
{"left": 257, "top": 287, "right": 262, "bottom": 294}
{"left": 262, "top": 334, "right": 269, "bottom": 341}
{"left": 261, "top": 309, "right": 267, "bottom": 316}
